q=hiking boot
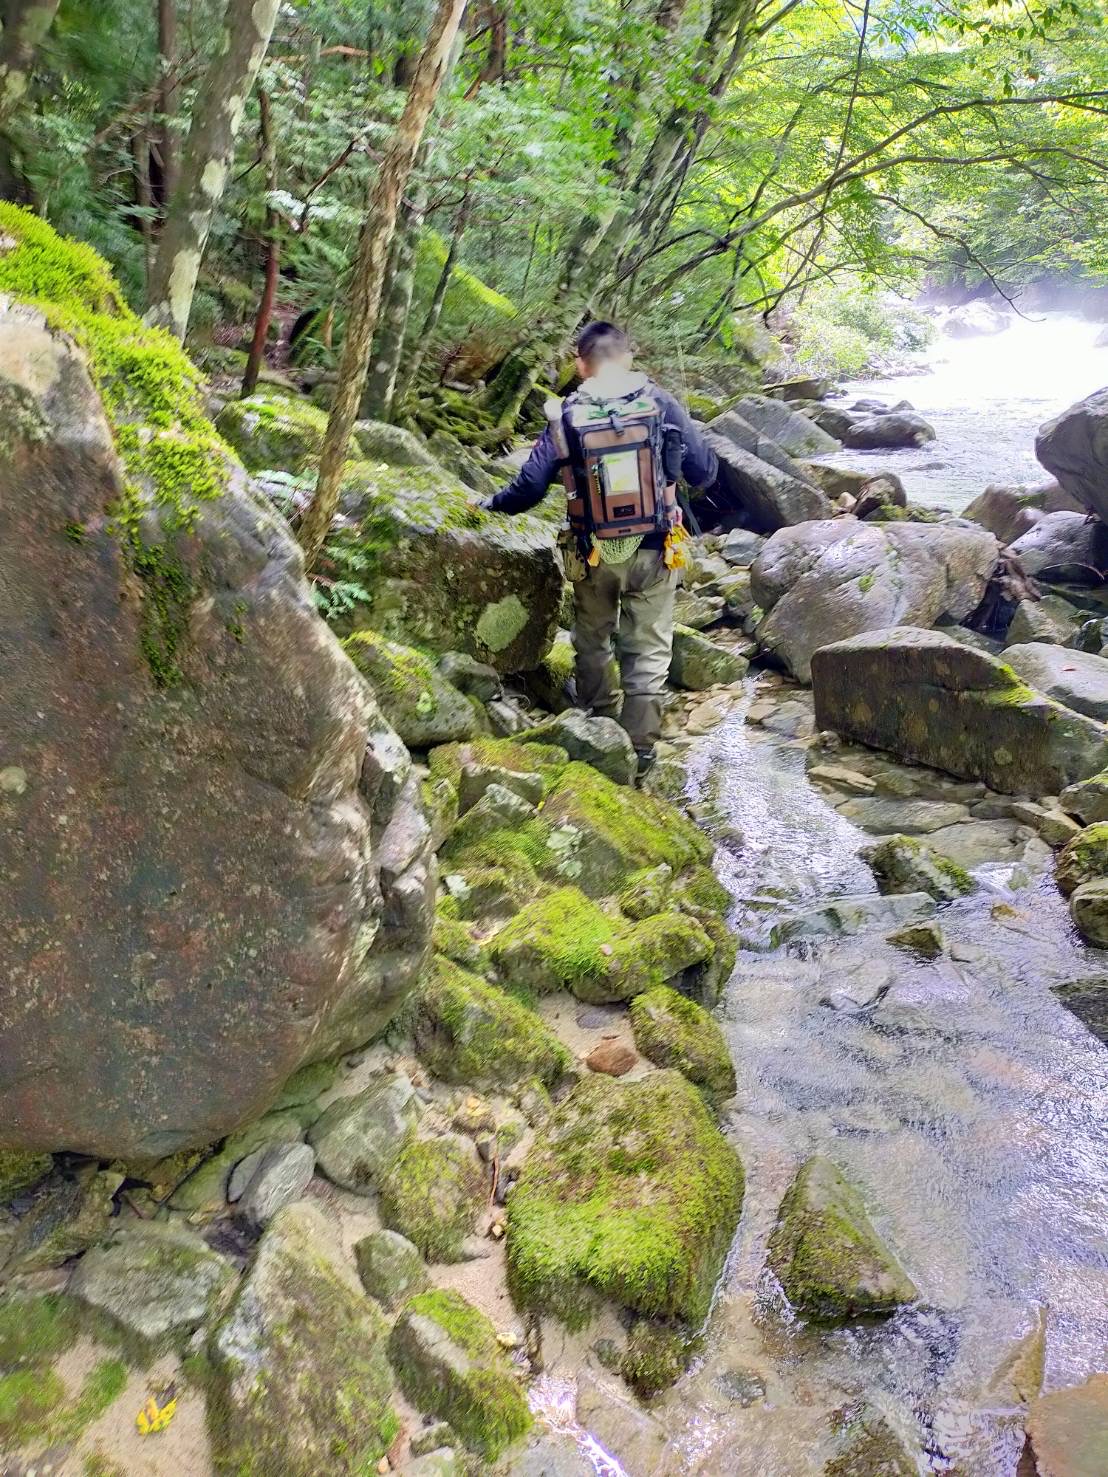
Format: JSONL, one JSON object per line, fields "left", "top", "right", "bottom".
{"left": 635, "top": 746, "right": 657, "bottom": 781}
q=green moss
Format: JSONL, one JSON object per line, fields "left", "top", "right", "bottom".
{"left": 1056, "top": 822, "right": 1108, "bottom": 897}
{"left": 507, "top": 1071, "right": 743, "bottom": 1328}
{"left": 675, "top": 865, "right": 733, "bottom": 917}
{"left": 619, "top": 1321, "right": 688, "bottom": 1399}
{"left": 0, "top": 1149, "right": 52, "bottom": 1203}
{"left": 432, "top": 913, "right": 487, "bottom": 972}
{"left": 50, "top": 1357, "right": 128, "bottom": 1444}
{"left": 388, "top": 1288, "right": 532, "bottom": 1460}
{"left": 858, "top": 571, "right": 876, "bottom": 593}
{"left": 475, "top": 593, "right": 529, "bottom": 653}
{"left": 215, "top": 388, "right": 363, "bottom": 474}
{"left": 428, "top": 737, "right": 568, "bottom": 795}
{"left": 0, "top": 1366, "right": 65, "bottom": 1447}
{"left": 0, "top": 204, "right": 233, "bottom": 685}
{"left": 379, "top": 1136, "right": 486, "bottom": 1262}
{"left": 862, "top": 833, "right": 973, "bottom": 903}
{"left": 0, "top": 1293, "right": 80, "bottom": 1368}
{"left": 415, "top": 955, "right": 570, "bottom": 1089}
{"left": 619, "top": 865, "right": 673, "bottom": 920}
{"left": 630, "top": 985, "right": 736, "bottom": 1104}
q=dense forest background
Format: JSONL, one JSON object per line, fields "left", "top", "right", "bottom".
{"left": 4, "top": 0, "right": 1106, "bottom": 421}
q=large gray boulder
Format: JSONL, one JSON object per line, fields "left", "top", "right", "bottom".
{"left": 0, "top": 219, "right": 433, "bottom": 1160}
{"left": 1008, "top": 511, "right": 1108, "bottom": 585}
{"left": 963, "top": 481, "right": 1083, "bottom": 544}
{"left": 811, "top": 627, "right": 1108, "bottom": 795}
{"left": 840, "top": 411, "right": 936, "bottom": 449}
{"left": 708, "top": 409, "right": 818, "bottom": 479}
{"left": 729, "top": 393, "right": 841, "bottom": 456}
{"left": 751, "top": 518, "right": 999, "bottom": 681}
{"left": 944, "top": 301, "right": 1009, "bottom": 338}
{"left": 1005, "top": 643, "right": 1108, "bottom": 722}
{"left": 704, "top": 433, "right": 833, "bottom": 532}
{"left": 1035, "top": 386, "right": 1108, "bottom": 523}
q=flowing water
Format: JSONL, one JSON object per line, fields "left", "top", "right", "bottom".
{"left": 814, "top": 312, "right": 1108, "bottom": 512}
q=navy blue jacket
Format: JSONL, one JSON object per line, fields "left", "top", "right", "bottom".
{"left": 486, "top": 382, "right": 718, "bottom": 544}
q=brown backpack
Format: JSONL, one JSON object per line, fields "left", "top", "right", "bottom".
{"left": 563, "top": 386, "right": 673, "bottom": 540}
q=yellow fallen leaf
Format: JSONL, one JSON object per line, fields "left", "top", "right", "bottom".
{"left": 136, "top": 1389, "right": 177, "bottom": 1436}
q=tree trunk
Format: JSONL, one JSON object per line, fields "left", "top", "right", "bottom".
{"left": 155, "top": 0, "right": 178, "bottom": 211}
{"left": 298, "top": 0, "right": 466, "bottom": 571}
{"left": 132, "top": 129, "right": 154, "bottom": 285}
{"left": 242, "top": 88, "right": 279, "bottom": 396}
{"left": 360, "top": 174, "right": 427, "bottom": 420}
{"left": 401, "top": 188, "right": 469, "bottom": 395}
{"left": 146, "top": 0, "right": 279, "bottom": 341}
{"left": 0, "top": 0, "right": 59, "bottom": 127}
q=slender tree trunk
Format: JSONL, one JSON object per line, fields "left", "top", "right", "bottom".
{"left": 146, "top": 0, "right": 279, "bottom": 341}
{"left": 401, "top": 189, "right": 469, "bottom": 395}
{"left": 132, "top": 129, "right": 154, "bottom": 286}
{"left": 156, "top": 0, "right": 178, "bottom": 209}
{"left": 360, "top": 173, "right": 427, "bottom": 420}
{"left": 242, "top": 89, "right": 279, "bottom": 396}
{"left": 0, "top": 0, "right": 59, "bottom": 201}
{"left": 298, "top": 0, "right": 467, "bottom": 571}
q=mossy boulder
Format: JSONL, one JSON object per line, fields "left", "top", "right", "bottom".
{"left": 619, "top": 1321, "right": 689, "bottom": 1399}
{"left": 414, "top": 956, "right": 571, "bottom": 1089}
{"left": 328, "top": 462, "right": 562, "bottom": 673}
{"left": 307, "top": 1073, "right": 421, "bottom": 1195}
{"left": 344, "top": 631, "right": 476, "bottom": 747}
{"left": 1070, "top": 879, "right": 1108, "bottom": 947}
{"left": 619, "top": 865, "right": 674, "bottom": 920}
{"left": 519, "top": 710, "right": 637, "bottom": 786}
{"left": 216, "top": 388, "right": 365, "bottom": 473}
{"left": 766, "top": 1156, "right": 918, "bottom": 1323}
{"left": 629, "top": 985, "right": 736, "bottom": 1104}
{"left": 429, "top": 735, "right": 568, "bottom": 796}
{"left": 507, "top": 1070, "right": 743, "bottom": 1326}
{"left": 861, "top": 834, "right": 975, "bottom": 903}
{"left": 0, "top": 208, "right": 433, "bottom": 1158}
{"left": 355, "top": 417, "right": 442, "bottom": 468}
{"left": 379, "top": 1135, "right": 487, "bottom": 1262}
{"left": 0, "top": 1151, "right": 52, "bottom": 1204}
{"left": 354, "top": 1229, "right": 429, "bottom": 1311}
{"left": 208, "top": 1202, "right": 398, "bottom": 1476}
{"left": 670, "top": 627, "right": 749, "bottom": 689}
{"left": 388, "top": 1289, "right": 532, "bottom": 1461}
{"left": 68, "top": 1221, "right": 235, "bottom": 1357}
{"left": 1056, "top": 822, "right": 1108, "bottom": 896}
{"left": 489, "top": 887, "right": 714, "bottom": 1003}
{"left": 2, "top": 1167, "right": 122, "bottom": 1275}
{"left": 1060, "top": 769, "right": 1108, "bottom": 826}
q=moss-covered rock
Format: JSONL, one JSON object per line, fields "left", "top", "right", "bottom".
{"left": 429, "top": 736, "right": 568, "bottom": 796}
{"left": 169, "top": 1110, "right": 307, "bottom": 1214}
{"left": 2, "top": 1167, "right": 122, "bottom": 1275}
{"left": 861, "top": 834, "right": 975, "bottom": 903}
{"left": 208, "top": 1202, "right": 398, "bottom": 1476}
{"left": 519, "top": 711, "right": 637, "bottom": 787}
{"left": 629, "top": 985, "right": 736, "bottom": 1104}
{"left": 413, "top": 956, "right": 571, "bottom": 1089}
{"left": 619, "top": 865, "right": 674, "bottom": 920}
{"left": 0, "top": 1150, "right": 52, "bottom": 1204}
{"left": 1070, "top": 878, "right": 1108, "bottom": 947}
{"left": 619, "top": 1321, "right": 689, "bottom": 1399}
{"left": 388, "top": 1289, "right": 532, "bottom": 1461}
{"left": 766, "top": 1156, "right": 918, "bottom": 1323}
{"left": 355, "top": 417, "right": 442, "bottom": 468}
{"left": 379, "top": 1135, "right": 487, "bottom": 1262}
{"left": 354, "top": 1229, "right": 429, "bottom": 1311}
{"left": 1056, "top": 821, "right": 1108, "bottom": 896}
{"left": 68, "top": 1221, "right": 235, "bottom": 1357}
{"left": 216, "top": 388, "right": 364, "bottom": 474}
{"left": 1060, "top": 769, "right": 1108, "bottom": 826}
{"left": 507, "top": 1070, "right": 743, "bottom": 1326}
{"left": 489, "top": 887, "right": 713, "bottom": 1003}
{"left": 670, "top": 627, "right": 750, "bottom": 689}
{"left": 344, "top": 631, "right": 476, "bottom": 747}
{"left": 307, "top": 1074, "right": 421, "bottom": 1195}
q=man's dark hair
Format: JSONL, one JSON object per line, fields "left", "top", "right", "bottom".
{"left": 576, "top": 321, "right": 632, "bottom": 365}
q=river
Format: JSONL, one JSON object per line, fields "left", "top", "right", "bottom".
{"left": 815, "top": 312, "right": 1108, "bottom": 513}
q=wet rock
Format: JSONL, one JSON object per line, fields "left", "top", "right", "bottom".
{"left": 767, "top": 1156, "right": 918, "bottom": 1322}
{"left": 862, "top": 834, "right": 974, "bottom": 901}
{"left": 209, "top": 1203, "right": 397, "bottom": 1476}
{"left": 1035, "top": 385, "right": 1108, "bottom": 523}
{"left": 1006, "top": 594, "right": 1084, "bottom": 647}
{"left": 926, "top": 819, "right": 1033, "bottom": 868}
{"left": 235, "top": 1142, "right": 316, "bottom": 1228}
{"left": 0, "top": 1152, "right": 52, "bottom": 1206}
{"left": 519, "top": 710, "right": 637, "bottom": 786}
{"left": 500, "top": 1433, "right": 596, "bottom": 1476}
{"left": 68, "top": 1221, "right": 235, "bottom": 1355}
{"left": 308, "top": 1073, "right": 421, "bottom": 1193}
{"left": 752, "top": 520, "right": 998, "bottom": 681}
{"left": 964, "top": 481, "right": 1082, "bottom": 544}
{"left": 575, "top": 1371, "right": 671, "bottom": 1475}
{"left": 438, "top": 651, "right": 501, "bottom": 703}
{"left": 389, "top": 1289, "right": 532, "bottom": 1460}
{"left": 629, "top": 984, "right": 736, "bottom": 1102}
{"left": 886, "top": 920, "right": 946, "bottom": 957}
{"left": 1051, "top": 978, "right": 1108, "bottom": 1044}
{"left": 838, "top": 798, "right": 971, "bottom": 835}
{"left": 841, "top": 411, "right": 936, "bottom": 449}
{"left": 379, "top": 1134, "right": 487, "bottom": 1262}
{"left": 355, "top": 1229, "right": 429, "bottom": 1311}
{"left": 1026, "top": 1372, "right": 1108, "bottom": 1477}
{"left": 772, "top": 892, "right": 936, "bottom": 945}
{"left": 1009, "top": 511, "right": 1108, "bottom": 586}
{"left": 713, "top": 1367, "right": 768, "bottom": 1406}
{"left": 1072, "top": 613, "right": 1108, "bottom": 657}
{"left": 620, "top": 1320, "right": 688, "bottom": 1398}
{"left": 1060, "top": 769, "right": 1108, "bottom": 825}
{"left": 807, "top": 763, "right": 878, "bottom": 795}
{"left": 1010, "top": 800, "right": 1082, "bottom": 847}
{"left": 585, "top": 1038, "right": 638, "bottom": 1076}
{"left": 945, "top": 300, "right": 1009, "bottom": 337}
{"left": 674, "top": 589, "right": 726, "bottom": 629}
{"left": 707, "top": 437, "right": 833, "bottom": 532}
{"left": 2, "top": 1168, "right": 121, "bottom": 1275}
{"left": 344, "top": 632, "right": 476, "bottom": 747}
{"left": 721, "top": 528, "right": 767, "bottom": 566}
{"left": 489, "top": 886, "right": 713, "bottom": 1003}
{"left": 670, "top": 627, "right": 749, "bottom": 689}
{"left": 508, "top": 1071, "right": 743, "bottom": 1324}
{"left": 0, "top": 221, "right": 432, "bottom": 1158}
{"left": 811, "top": 627, "right": 1108, "bottom": 795}
{"left": 1005, "top": 642, "right": 1108, "bottom": 722}
{"left": 824, "top": 1413, "right": 918, "bottom": 1476}
{"left": 854, "top": 474, "right": 909, "bottom": 521}
{"left": 819, "top": 958, "right": 895, "bottom": 1011}
{"left": 1055, "top": 822, "right": 1108, "bottom": 895}
{"left": 728, "top": 394, "right": 841, "bottom": 457}
{"left": 413, "top": 955, "right": 570, "bottom": 1089}
{"left": 1070, "top": 880, "right": 1108, "bottom": 947}
{"left": 986, "top": 1308, "right": 1047, "bottom": 1405}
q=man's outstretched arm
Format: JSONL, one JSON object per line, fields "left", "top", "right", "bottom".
{"left": 657, "top": 388, "right": 718, "bottom": 489}
{"left": 482, "top": 426, "right": 561, "bottom": 514}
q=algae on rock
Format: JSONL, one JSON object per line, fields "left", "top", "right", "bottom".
{"left": 630, "top": 985, "right": 737, "bottom": 1104}
{"left": 507, "top": 1070, "right": 743, "bottom": 1326}
{"left": 767, "top": 1156, "right": 918, "bottom": 1323}
{"left": 379, "top": 1134, "right": 487, "bottom": 1262}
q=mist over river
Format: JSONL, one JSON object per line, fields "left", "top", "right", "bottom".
{"left": 816, "top": 312, "right": 1108, "bottom": 511}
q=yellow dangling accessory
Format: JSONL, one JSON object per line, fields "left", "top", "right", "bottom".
{"left": 664, "top": 523, "right": 691, "bottom": 570}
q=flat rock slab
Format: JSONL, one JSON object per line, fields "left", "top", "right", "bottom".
{"left": 1004, "top": 643, "right": 1108, "bottom": 723}
{"left": 1027, "top": 1372, "right": 1108, "bottom": 1477}
{"left": 771, "top": 891, "right": 936, "bottom": 945}
{"left": 837, "top": 798, "right": 971, "bottom": 835}
{"left": 811, "top": 626, "right": 1108, "bottom": 796}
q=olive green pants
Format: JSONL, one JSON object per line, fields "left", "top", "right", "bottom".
{"left": 572, "top": 547, "right": 678, "bottom": 749}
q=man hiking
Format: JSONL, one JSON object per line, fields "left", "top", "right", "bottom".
{"left": 479, "top": 321, "right": 718, "bottom": 772}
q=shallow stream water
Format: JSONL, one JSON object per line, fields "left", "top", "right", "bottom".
{"left": 814, "top": 312, "right": 1108, "bottom": 512}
